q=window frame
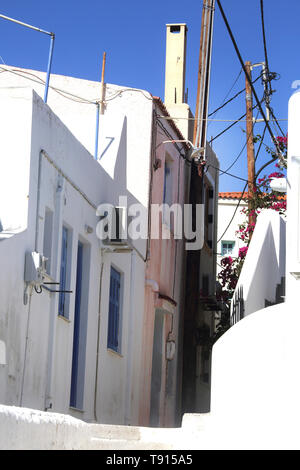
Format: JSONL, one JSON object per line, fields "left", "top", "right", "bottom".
{"left": 221, "top": 240, "right": 235, "bottom": 256}
{"left": 107, "top": 266, "right": 123, "bottom": 354}
{"left": 58, "top": 225, "right": 72, "bottom": 318}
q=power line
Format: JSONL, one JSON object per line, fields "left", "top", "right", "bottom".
{"left": 269, "top": 106, "right": 286, "bottom": 137}
{"left": 217, "top": 123, "right": 268, "bottom": 243}
{"left": 223, "top": 107, "right": 260, "bottom": 173}
{"left": 260, "top": 0, "right": 271, "bottom": 94}
{"left": 255, "top": 124, "right": 267, "bottom": 163}
{"left": 216, "top": 0, "right": 281, "bottom": 154}
{"left": 209, "top": 106, "right": 258, "bottom": 144}
{"left": 259, "top": 0, "right": 286, "bottom": 139}
{"left": 156, "top": 115, "right": 287, "bottom": 122}
{"left": 207, "top": 163, "right": 252, "bottom": 183}
{"left": 217, "top": 184, "right": 247, "bottom": 243}
{"left": 208, "top": 73, "right": 261, "bottom": 118}
{"left": 0, "top": 66, "right": 153, "bottom": 105}
{"left": 209, "top": 68, "right": 242, "bottom": 119}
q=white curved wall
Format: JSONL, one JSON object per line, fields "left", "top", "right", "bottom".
{"left": 210, "top": 303, "right": 300, "bottom": 449}
{"left": 231, "top": 210, "right": 286, "bottom": 318}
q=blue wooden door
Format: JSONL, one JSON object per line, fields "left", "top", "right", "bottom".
{"left": 70, "top": 241, "right": 83, "bottom": 408}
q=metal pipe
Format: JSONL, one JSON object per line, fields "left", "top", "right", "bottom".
{"left": 94, "top": 52, "right": 106, "bottom": 160}
{"left": 35, "top": 151, "right": 43, "bottom": 252}
{"left": 94, "top": 103, "right": 100, "bottom": 160}
{"left": 0, "top": 14, "right": 53, "bottom": 36}
{"left": 0, "top": 14, "right": 55, "bottom": 103}
{"left": 100, "top": 52, "right": 106, "bottom": 115}
{"left": 44, "top": 34, "right": 55, "bottom": 103}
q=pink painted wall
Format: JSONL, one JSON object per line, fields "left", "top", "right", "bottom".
{"left": 139, "top": 105, "right": 189, "bottom": 427}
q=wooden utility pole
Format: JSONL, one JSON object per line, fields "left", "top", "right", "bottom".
{"left": 245, "top": 61, "right": 256, "bottom": 234}
{"left": 193, "top": 0, "right": 215, "bottom": 152}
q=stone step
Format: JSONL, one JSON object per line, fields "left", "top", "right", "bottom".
{"left": 89, "top": 437, "right": 171, "bottom": 450}
{"left": 88, "top": 423, "right": 142, "bottom": 441}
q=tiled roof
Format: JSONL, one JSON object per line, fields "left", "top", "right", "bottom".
{"left": 219, "top": 192, "right": 248, "bottom": 200}
{"left": 219, "top": 191, "right": 286, "bottom": 200}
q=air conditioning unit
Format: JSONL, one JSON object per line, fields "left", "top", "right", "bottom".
{"left": 24, "top": 251, "right": 48, "bottom": 285}
{"left": 102, "top": 206, "right": 129, "bottom": 247}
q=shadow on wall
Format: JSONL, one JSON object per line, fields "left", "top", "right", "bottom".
{"left": 231, "top": 213, "right": 286, "bottom": 325}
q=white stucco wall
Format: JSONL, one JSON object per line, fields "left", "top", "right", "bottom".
{"left": 0, "top": 66, "right": 153, "bottom": 210}
{"left": 231, "top": 209, "right": 286, "bottom": 318}
{"left": 286, "top": 89, "right": 300, "bottom": 305}
{"left": 208, "top": 302, "right": 300, "bottom": 449}
{"left": 0, "top": 87, "right": 148, "bottom": 425}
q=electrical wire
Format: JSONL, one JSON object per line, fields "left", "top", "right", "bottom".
{"left": 208, "top": 68, "right": 242, "bottom": 118}
{"left": 269, "top": 106, "right": 286, "bottom": 137}
{"left": 209, "top": 106, "right": 257, "bottom": 144}
{"left": 208, "top": 73, "right": 261, "bottom": 118}
{"left": 155, "top": 112, "right": 191, "bottom": 165}
{"left": 216, "top": 123, "right": 268, "bottom": 242}
{"left": 255, "top": 124, "right": 267, "bottom": 163}
{"left": 223, "top": 107, "right": 260, "bottom": 173}
{"left": 260, "top": 0, "right": 271, "bottom": 94}
{"left": 259, "top": 1, "right": 286, "bottom": 139}
{"left": 208, "top": 164, "right": 251, "bottom": 183}
{"left": 217, "top": 184, "right": 247, "bottom": 243}
{"left": 0, "top": 66, "right": 97, "bottom": 104}
{"left": 216, "top": 0, "right": 280, "bottom": 154}
{"left": 0, "top": 65, "right": 153, "bottom": 105}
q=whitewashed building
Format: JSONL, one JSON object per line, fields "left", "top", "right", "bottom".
{"left": 0, "top": 22, "right": 221, "bottom": 429}
{"left": 0, "top": 57, "right": 192, "bottom": 426}
{"left": 217, "top": 192, "right": 247, "bottom": 273}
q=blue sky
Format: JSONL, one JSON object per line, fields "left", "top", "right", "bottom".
{"left": 0, "top": 0, "right": 296, "bottom": 191}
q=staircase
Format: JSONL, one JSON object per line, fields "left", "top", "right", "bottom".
{"left": 265, "top": 276, "right": 285, "bottom": 307}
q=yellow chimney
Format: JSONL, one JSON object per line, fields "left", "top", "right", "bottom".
{"left": 164, "top": 24, "right": 188, "bottom": 106}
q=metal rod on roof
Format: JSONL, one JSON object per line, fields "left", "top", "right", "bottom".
{"left": 94, "top": 103, "right": 100, "bottom": 160}
{"left": 0, "top": 14, "right": 53, "bottom": 35}
{"left": 94, "top": 52, "right": 107, "bottom": 160}
{"left": 0, "top": 14, "right": 55, "bottom": 103}
{"left": 100, "top": 52, "right": 106, "bottom": 115}
{"left": 44, "top": 33, "right": 55, "bottom": 103}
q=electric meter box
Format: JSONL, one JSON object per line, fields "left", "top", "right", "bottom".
{"left": 24, "top": 251, "right": 47, "bottom": 285}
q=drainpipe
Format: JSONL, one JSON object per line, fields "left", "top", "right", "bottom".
{"left": 44, "top": 173, "right": 64, "bottom": 411}
{"left": 124, "top": 252, "right": 136, "bottom": 425}
{"left": 35, "top": 151, "right": 43, "bottom": 252}
{"left": 93, "top": 253, "right": 105, "bottom": 422}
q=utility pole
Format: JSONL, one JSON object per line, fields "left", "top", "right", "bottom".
{"left": 245, "top": 61, "right": 256, "bottom": 235}
{"left": 193, "top": 0, "right": 215, "bottom": 154}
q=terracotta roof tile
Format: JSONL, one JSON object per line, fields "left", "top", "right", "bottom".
{"left": 219, "top": 191, "right": 286, "bottom": 200}
{"left": 219, "top": 192, "right": 248, "bottom": 200}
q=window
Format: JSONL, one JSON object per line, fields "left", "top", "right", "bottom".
{"left": 204, "top": 184, "right": 214, "bottom": 248}
{"left": 202, "top": 275, "right": 210, "bottom": 297}
{"left": 163, "top": 157, "right": 173, "bottom": 207}
{"left": 43, "top": 208, "right": 53, "bottom": 275}
{"left": 221, "top": 241, "right": 235, "bottom": 256}
{"left": 58, "top": 226, "right": 70, "bottom": 317}
{"left": 163, "top": 155, "right": 174, "bottom": 226}
{"left": 107, "top": 266, "right": 122, "bottom": 353}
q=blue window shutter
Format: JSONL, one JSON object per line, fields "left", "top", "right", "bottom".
{"left": 107, "top": 267, "right": 121, "bottom": 351}
{"left": 58, "top": 227, "right": 68, "bottom": 316}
